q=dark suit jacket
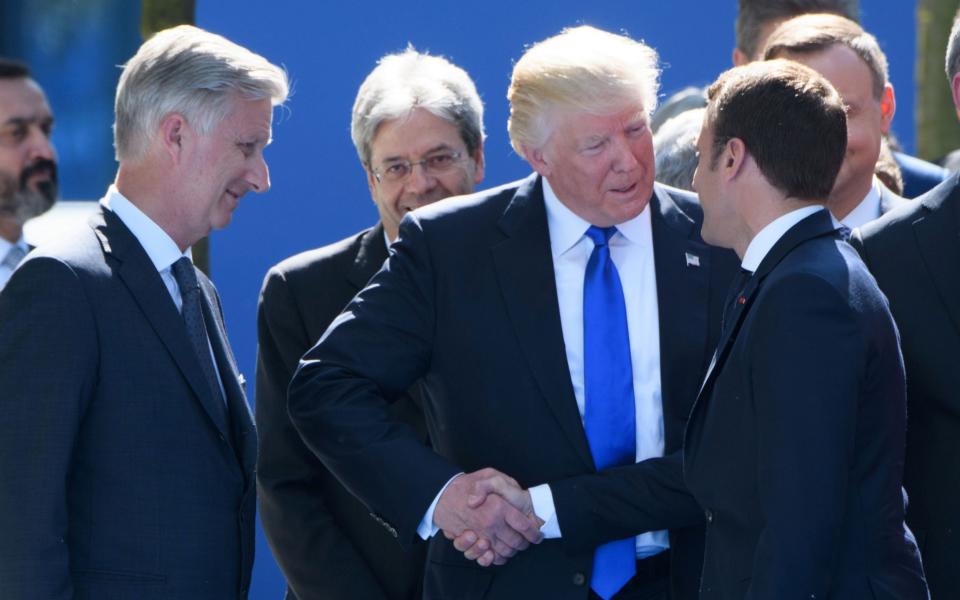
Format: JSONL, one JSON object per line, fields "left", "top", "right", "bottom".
{"left": 879, "top": 183, "right": 907, "bottom": 216}
{"left": 288, "top": 174, "right": 738, "bottom": 600}
{"left": 894, "top": 151, "right": 948, "bottom": 199}
{"left": 256, "top": 223, "right": 428, "bottom": 600}
{"left": 684, "top": 210, "right": 927, "bottom": 599}
{"left": 852, "top": 175, "right": 960, "bottom": 599}
{"left": 0, "top": 206, "right": 256, "bottom": 599}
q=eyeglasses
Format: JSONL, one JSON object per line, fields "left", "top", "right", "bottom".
{"left": 371, "top": 150, "right": 467, "bottom": 184}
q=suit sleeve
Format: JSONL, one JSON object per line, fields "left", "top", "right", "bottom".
{"left": 745, "top": 274, "right": 863, "bottom": 598}
{"left": 547, "top": 451, "right": 704, "bottom": 552}
{"left": 288, "top": 214, "right": 459, "bottom": 547}
{"left": 256, "top": 268, "right": 389, "bottom": 600}
{"left": 0, "top": 257, "right": 98, "bottom": 599}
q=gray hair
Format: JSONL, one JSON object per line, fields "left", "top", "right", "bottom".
{"left": 736, "top": 0, "right": 859, "bottom": 60}
{"left": 653, "top": 108, "right": 704, "bottom": 192}
{"left": 114, "top": 24, "right": 289, "bottom": 162}
{"left": 507, "top": 26, "right": 660, "bottom": 157}
{"left": 351, "top": 47, "right": 484, "bottom": 166}
{"left": 946, "top": 9, "right": 960, "bottom": 82}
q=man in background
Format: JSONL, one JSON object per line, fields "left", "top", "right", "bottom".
{"left": 848, "top": 10, "right": 960, "bottom": 597}
{"left": 762, "top": 13, "right": 907, "bottom": 229}
{"left": 0, "top": 58, "right": 57, "bottom": 290}
{"left": 256, "top": 48, "right": 485, "bottom": 600}
{"left": 0, "top": 25, "right": 287, "bottom": 599}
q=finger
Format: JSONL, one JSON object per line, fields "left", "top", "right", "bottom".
{"left": 476, "top": 549, "right": 497, "bottom": 567}
{"left": 453, "top": 530, "right": 478, "bottom": 552}
{"left": 492, "top": 537, "right": 520, "bottom": 559}
{"left": 505, "top": 505, "right": 542, "bottom": 544}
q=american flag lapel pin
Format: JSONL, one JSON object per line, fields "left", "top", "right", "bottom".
{"left": 685, "top": 252, "right": 700, "bottom": 268}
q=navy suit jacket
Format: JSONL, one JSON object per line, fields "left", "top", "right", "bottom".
{"left": 288, "top": 174, "right": 737, "bottom": 599}
{"left": 685, "top": 210, "right": 927, "bottom": 599}
{"left": 894, "top": 151, "right": 948, "bottom": 199}
{"left": 852, "top": 174, "right": 960, "bottom": 599}
{"left": 256, "top": 223, "right": 428, "bottom": 600}
{"left": 0, "top": 206, "right": 256, "bottom": 599}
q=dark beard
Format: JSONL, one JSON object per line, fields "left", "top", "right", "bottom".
{"left": 0, "top": 159, "right": 58, "bottom": 223}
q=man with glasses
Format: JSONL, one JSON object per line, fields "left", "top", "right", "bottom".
{"left": 256, "top": 48, "right": 484, "bottom": 600}
{"left": 0, "top": 58, "right": 57, "bottom": 291}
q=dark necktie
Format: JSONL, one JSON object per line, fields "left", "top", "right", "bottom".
{"left": 837, "top": 224, "right": 852, "bottom": 241}
{"left": 171, "top": 257, "right": 227, "bottom": 411}
{"left": 582, "top": 225, "right": 636, "bottom": 600}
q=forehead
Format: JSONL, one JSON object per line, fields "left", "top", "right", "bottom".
{"left": 215, "top": 96, "right": 273, "bottom": 137}
{"left": 550, "top": 102, "right": 647, "bottom": 140}
{"left": 783, "top": 44, "right": 873, "bottom": 101}
{"left": 0, "top": 77, "right": 52, "bottom": 122}
{"left": 369, "top": 107, "right": 465, "bottom": 162}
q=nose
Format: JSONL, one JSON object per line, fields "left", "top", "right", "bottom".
{"left": 26, "top": 125, "right": 56, "bottom": 163}
{"left": 611, "top": 135, "right": 639, "bottom": 173}
{"left": 248, "top": 154, "right": 271, "bottom": 193}
{"left": 404, "top": 161, "right": 436, "bottom": 195}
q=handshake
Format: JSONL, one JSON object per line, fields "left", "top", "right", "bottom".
{"left": 433, "top": 468, "right": 545, "bottom": 567}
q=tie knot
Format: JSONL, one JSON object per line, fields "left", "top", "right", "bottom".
{"left": 585, "top": 225, "right": 617, "bottom": 247}
{"left": 171, "top": 257, "right": 199, "bottom": 292}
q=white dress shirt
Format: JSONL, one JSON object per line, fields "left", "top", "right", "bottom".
{"left": 741, "top": 205, "right": 826, "bottom": 273}
{"left": 418, "top": 179, "right": 669, "bottom": 558}
{"left": 0, "top": 236, "right": 29, "bottom": 291}
{"left": 839, "top": 178, "right": 882, "bottom": 230}
{"left": 101, "top": 185, "right": 226, "bottom": 400}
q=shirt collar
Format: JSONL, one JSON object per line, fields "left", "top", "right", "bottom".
{"left": 542, "top": 176, "right": 651, "bottom": 257}
{"left": 741, "top": 205, "right": 826, "bottom": 273}
{"left": 100, "top": 184, "right": 190, "bottom": 273}
{"left": 0, "top": 235, "right": 27, "bottom": 257}
{"left": 840, "top": 178, "right": 882, "bottom": 230}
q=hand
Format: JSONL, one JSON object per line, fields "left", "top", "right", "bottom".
{"left": 434, "top": 468, "right": 542, "bottom": 566}
{"left": 451, "top": 470, "right": 544, "bottom": 565}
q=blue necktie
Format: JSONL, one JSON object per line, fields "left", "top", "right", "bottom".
{"left": 583, "top": 226, "right": 637, "bottom": 599}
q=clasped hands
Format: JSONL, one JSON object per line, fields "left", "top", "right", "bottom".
{"left": 433, "top": 468, "right": 543, "bottom": 566}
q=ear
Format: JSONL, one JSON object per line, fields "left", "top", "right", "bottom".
{"left": 158, "top": 113, "right": 188, "bottom": 163}
{"left": 732, "top": 47, "right": 750, "bottom": 67}
{"left": 879, "top": 83, "right": 896, "bottom": 135}
{"left": 471, "top": 141, "right": 485, "bottom": 185}
{"left": 722, "top": 137, "right": 749, "bottom": 181}
{"left": 523, "top": 144, "right": 552, "bottom": 178}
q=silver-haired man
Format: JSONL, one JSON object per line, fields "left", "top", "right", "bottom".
{"left": 287, "top": 26, "right": 737, "bottom": 600}
{"left": 256, "top": 48, "right": 484, "bottom": 600}
{"left": 0, "top": 25, "right": 287, "bottom": 599}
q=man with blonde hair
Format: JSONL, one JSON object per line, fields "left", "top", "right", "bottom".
{"left": 0, "top": 25, "right": 287, "bottom": 599}
{"left": 257, "top": 48, "right": 484, "bottom": 600}
{"left": 288, "top": 26, "right": 736, "bottom": 600}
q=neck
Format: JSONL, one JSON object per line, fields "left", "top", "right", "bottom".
{"left": 0, "top": 217, "right": 22, "bottom": 244}
{"left": 828, "top": 177, "right": 872, "bottom": 222}
{"left": 735, "top": 197, "right": 822, "bottom": 258}
{"left": 115, "top": 164, "right": 192, "bottom": 253}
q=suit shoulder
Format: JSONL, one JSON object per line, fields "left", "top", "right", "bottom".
{"left": 658, "top": 183, "right": 703, "bottom": 221}
{"left": 413, "top": 177, "right": 531, "bottom": 226}
{"left": 263, "top": 228, "right": 371, "bottom": 286}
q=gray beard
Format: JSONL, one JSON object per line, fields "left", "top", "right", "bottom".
{"left": 0, "top": 170, "right": 57, "bottom": 224}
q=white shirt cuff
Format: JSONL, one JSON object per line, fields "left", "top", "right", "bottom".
{"left": 529, "top": 483, "right": 562, "bottom": 538}
{"left": 417, "top": 473, "right": 463, "bottom": 540}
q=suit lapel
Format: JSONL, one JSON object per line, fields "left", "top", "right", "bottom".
{"left": 691, "top": 210, "right": 839, "bottom": 425}
{"left": 879, "top": 184, "right": 906, "bottom": 215}
{"left": 200, "top": 277, "right": 255, "bottom": 476}
{"left": 490, "top": 175, "right": 595, "bottom": 471}
{"left": 93, "top": 208, "right": 230, "bottom": 438}
{"left": 348, "top": 223, "right": 390, "bottom": 291}
{"left": 650, "top": 185, "right": 712, "bottom": 448}
{"left": 914, "top": 188, "right": 960, "bottom": 336}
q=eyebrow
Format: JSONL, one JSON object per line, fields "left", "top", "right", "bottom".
{"left": 379, "top": 143, "right": 457, "bottom": 164}
{"left": 2, "top": 115, "right": 54, "bottom": 127}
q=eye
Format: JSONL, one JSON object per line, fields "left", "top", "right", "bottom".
{"left": 238, "top": 142, "right": 257, "bottom": 157}
{"left": 426, "top": 153, "right": 456, "bottom": 169}
{"left": 0, "top": 123, "right": 28, "bottom": 145}
{"left": 40, "top": 119, "right": 54, "bottom": 138}
{"left": 384, "top": 162, "right": 409, "bottom": 178}
{"left": 627, "top": 124, "right": 647, "bottom": 137}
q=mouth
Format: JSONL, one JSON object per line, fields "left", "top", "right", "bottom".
{"left": 609, "top": 182, "right": 638, "bottom": 195}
